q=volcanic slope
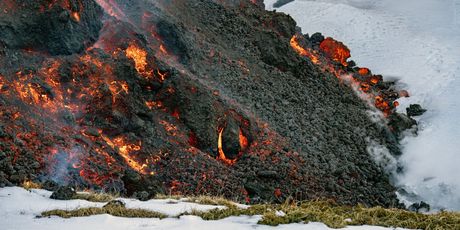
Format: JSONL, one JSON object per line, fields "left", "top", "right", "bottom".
{"left": 0, "top": 0, "right": 401, "bottom": 207}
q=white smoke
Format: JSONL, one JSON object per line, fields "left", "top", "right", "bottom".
{"left": 46, "top": 146, "right": 84, "bottom": 185}
{"left": 365, "top": 137, "right": 398, "bottom": 175}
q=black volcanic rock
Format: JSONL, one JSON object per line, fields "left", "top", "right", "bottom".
{"left": 406, "top": 104, "right": 427, "bottom": 117}
{"left": 273, "top": 0, "right": 295, "bottom": 8}
{"left": 0, "top": 0, "right": 103, "bottom": 55}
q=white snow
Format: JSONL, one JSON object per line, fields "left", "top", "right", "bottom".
{"left": 0, "top": 187, "right": 405, "bottom": 230}
{"left": 265, "top": 0, "right": 460, "bottom": 210}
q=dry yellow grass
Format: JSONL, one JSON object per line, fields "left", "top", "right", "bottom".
{"left": 22, "top": 181, "right": 42, "bottom": 190}
{"left": 41, "top": 206, "right": 167, "bottom": 219}
{"left": 38, "top": 190, "right": 460, "bottom": 229}
{"left": 72, "top": 192, "right": 116, "bottom": 203}
{"left": 183, "top": 200, "right": 460, "bottom": 229}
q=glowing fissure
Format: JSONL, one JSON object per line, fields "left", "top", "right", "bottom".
{"left": 217, "top": 127, "right": 237, "bottom": 165}
{"left": 101, "top": 135, "right": 149, "bottom": 175}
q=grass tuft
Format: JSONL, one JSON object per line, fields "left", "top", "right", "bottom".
{"left": 72, "top": 192, "right": 116, "bottom": 203}
{"left": 155, "top": 194, "right": 240, "bottom": 208}
{"left": 185, "top": 195, "right": 239, "bottom": 208}
{"left": 41, "top": 206, "right": 167, "bottom": 219}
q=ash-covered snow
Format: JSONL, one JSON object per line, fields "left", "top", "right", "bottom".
{"left": 266, "top": 0, "right": 460, "bottom": 210}
{"left": 0, "top": 187, "right": 405, "bottom": 230}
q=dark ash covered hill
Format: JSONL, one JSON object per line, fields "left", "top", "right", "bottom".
{"left": 0, "top": 0, "right": 410, "bottom": 207}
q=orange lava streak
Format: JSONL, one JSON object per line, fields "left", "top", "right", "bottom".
{"left": 108, "top": 80, "right": 129, "bottom": 103}
{"left": 101, "top": 135, "right": 148, "bottom": 174}
{"left": 159, "top": 44, "right": 168, "bottom": 55}
{"left": 217, "top": 127, "right": 236, "bottom": 165}
{"left": 126, "top": 44, "right": 148, "bottom": 73}
{"left": 71, "top": 12, "right": 80, "bottom": 22}
{"left": 0, "top": 75, "right": 4, "bottom": 90}
{"left": 290, "top": 35, "right": 319, "bottom": 64}
{"left": 239, "top": 128, "right": 249, "bottom": 151}
{"left": 156, "top": 69, "right": 167, "bottom": 82}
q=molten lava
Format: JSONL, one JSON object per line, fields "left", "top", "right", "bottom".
{"left": 358, "top": 67, "right": 370, "bottom": 76}
{"left": 290, "top": 35, "right": 319, "bottom": 64}
{"left": 239, "top": 128, "right": 249, "bottom": 151}
{"left": 125, "top": 44, "right": 149, "bottom": 75}
{"left": 319, "top": 37, "right": 350, "bottom": 66}
{"left": 217, "top": 127, "right": 237, "bottom": 165}
{"left": 71, "top": 12, "right": 81, "bottom": 22}
{"left": 290, "top": 34, "right": 403, "bottom": 117}
{"left": 101, "top": 135, "right": 149, "bottom": 175}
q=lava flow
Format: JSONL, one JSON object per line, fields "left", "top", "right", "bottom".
{"left": 0, "top": 0, "right": 412, "bottom": 207}
{"left": 290, "top": 35, "right": 320, "bottom": 64}
{"left": 290, "top": 33, "right": 405, "bottom": 116}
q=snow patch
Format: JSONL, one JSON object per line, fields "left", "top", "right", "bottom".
{"left": 0, "top": 187, "right": 406, "bottom": 230}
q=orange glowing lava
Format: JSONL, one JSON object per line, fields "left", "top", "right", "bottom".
{"left": 71, "top": 12, "right": 80, "bottom": 22}
{"left": 319, "top": 37, "right": 350, "bottom": 66}
{"left": 290, "top": 35, "right": 319, "bottom": 64}
{"left": 126, "top": 44, "right": 148, "bottom": 74}
{"left": 102, "top": 135, "right": 148, "bottom": 174}
{"left": 358, "top": 67, "right": 370, "bottom": 76}
{"left": 217, "top": 127, "right": 236, "bottom": 165}
{"left": 108, "top": 80, "right": 129, "bottom": 103}
{"left": 145, "top": 100, "right": 163, "bottom": 110}
{"left": 156, "top": 69, "right": 167, "bottom": 82}
{"left": 239, "top": 128, "right": 249, "bottom": 151}
{"left": 159, "top": 44, "right": 168, "bottom": 55}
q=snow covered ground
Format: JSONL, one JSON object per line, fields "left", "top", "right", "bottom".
{"left": 0, "top": 187, "right": 405, "bottom": 230}
{"left": 265, "top": 0, "right": 460, "bottom": 210}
